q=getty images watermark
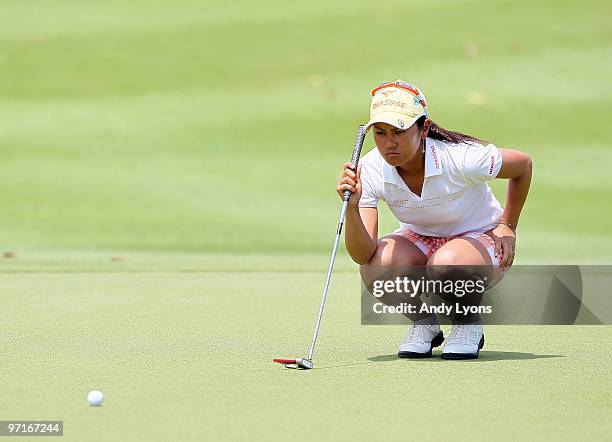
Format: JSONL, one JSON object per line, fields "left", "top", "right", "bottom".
{"left": 371, "top": 275, "right": 491, "bottom": 317}
{"left": 362, "top": 266, "right": 612, "bottom": 325}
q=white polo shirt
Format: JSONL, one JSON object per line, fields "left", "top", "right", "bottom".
{"left": 359, "top": 137, "right": 503, "bottom": 237}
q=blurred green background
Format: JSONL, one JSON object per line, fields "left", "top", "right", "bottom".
{"left": 1, "top": 0, "right": 611, "bottom": 262}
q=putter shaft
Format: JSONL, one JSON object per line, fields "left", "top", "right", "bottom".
{"left": 307, "top": 200, "right": 349, "bottom": 361}
{"left": 307, "top": 125, "right": 367, "bottom": 362}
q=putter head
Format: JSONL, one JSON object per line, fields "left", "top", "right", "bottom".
{"left": 273, "top": 358, "right": 313, "bottom": 370}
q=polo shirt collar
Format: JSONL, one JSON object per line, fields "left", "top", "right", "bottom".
{"left": 424, "top": 137, "right": 443, "bottom": 177}
{"left": 382, "top": 137, "right": 443, "bottom": 186}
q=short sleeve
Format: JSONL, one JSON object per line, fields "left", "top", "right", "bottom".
{"left": 462, "top": 143, "right": 503, "bottom": 184}
{"left": 358, "top": 160, "right": 381, "bottom": 208}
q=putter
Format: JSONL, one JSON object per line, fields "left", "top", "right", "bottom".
{"left": 274, "top": 124, "right": 368, "bottom": 370}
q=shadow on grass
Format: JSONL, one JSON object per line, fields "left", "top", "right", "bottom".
{"left": 367, "top": 351, "right": 564, "bottom": 363}
{"left": 312, "top": 351, "right": 564, "bottom": 370}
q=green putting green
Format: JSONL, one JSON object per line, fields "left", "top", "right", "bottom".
{"left": 1, "top": 0, "right": 611, "bottom": 440}
{"left": 2, "top": 253, "right": 611, "bottom": 440}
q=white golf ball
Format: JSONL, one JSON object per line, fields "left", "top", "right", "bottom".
{"left": 87, "top": 390, "right": 104, "bottom": 406}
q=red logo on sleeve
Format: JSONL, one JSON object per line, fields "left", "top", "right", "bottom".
{"left": 488, "top": 155, "right": 495, "bottom": 175}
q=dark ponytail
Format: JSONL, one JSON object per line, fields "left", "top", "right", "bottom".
{"left": 416, "top": 116, "right": 486, "bottom": 145}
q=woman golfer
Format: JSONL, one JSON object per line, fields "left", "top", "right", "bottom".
{"left": 337, "top": 80, "right": 532, "bottom": 359}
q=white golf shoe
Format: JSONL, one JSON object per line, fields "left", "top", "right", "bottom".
{"left": 398, "top": 316, "right": 444, "bottom": 358}
{"left": 441, "top": 319, "right": 485, "bottom": 360}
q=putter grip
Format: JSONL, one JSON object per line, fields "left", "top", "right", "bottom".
{"left": 343, "top": 124, "right": 367, "bottom": 202}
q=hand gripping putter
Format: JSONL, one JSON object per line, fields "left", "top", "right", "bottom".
{"left": 274, "top": 124, "right": 367, "bottom": 370}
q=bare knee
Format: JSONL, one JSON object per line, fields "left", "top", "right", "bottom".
{"left": 427, "top": 239, "right": 492, "bottom": 281}
{"left": 429, "top": 248, "right": 462, "bottom": 266}
{"left": 429, "top": 238, "right": 491, "bottom": 267}
{"left": 368, "top": 236, "right": 426, "bottom": 266}
{"left": 360, "top": 236, "right": 427, "bottom": 288}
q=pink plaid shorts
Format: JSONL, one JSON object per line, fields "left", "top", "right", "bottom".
{"left": 393, "top": 228, "right": 510, "bottom": 285}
